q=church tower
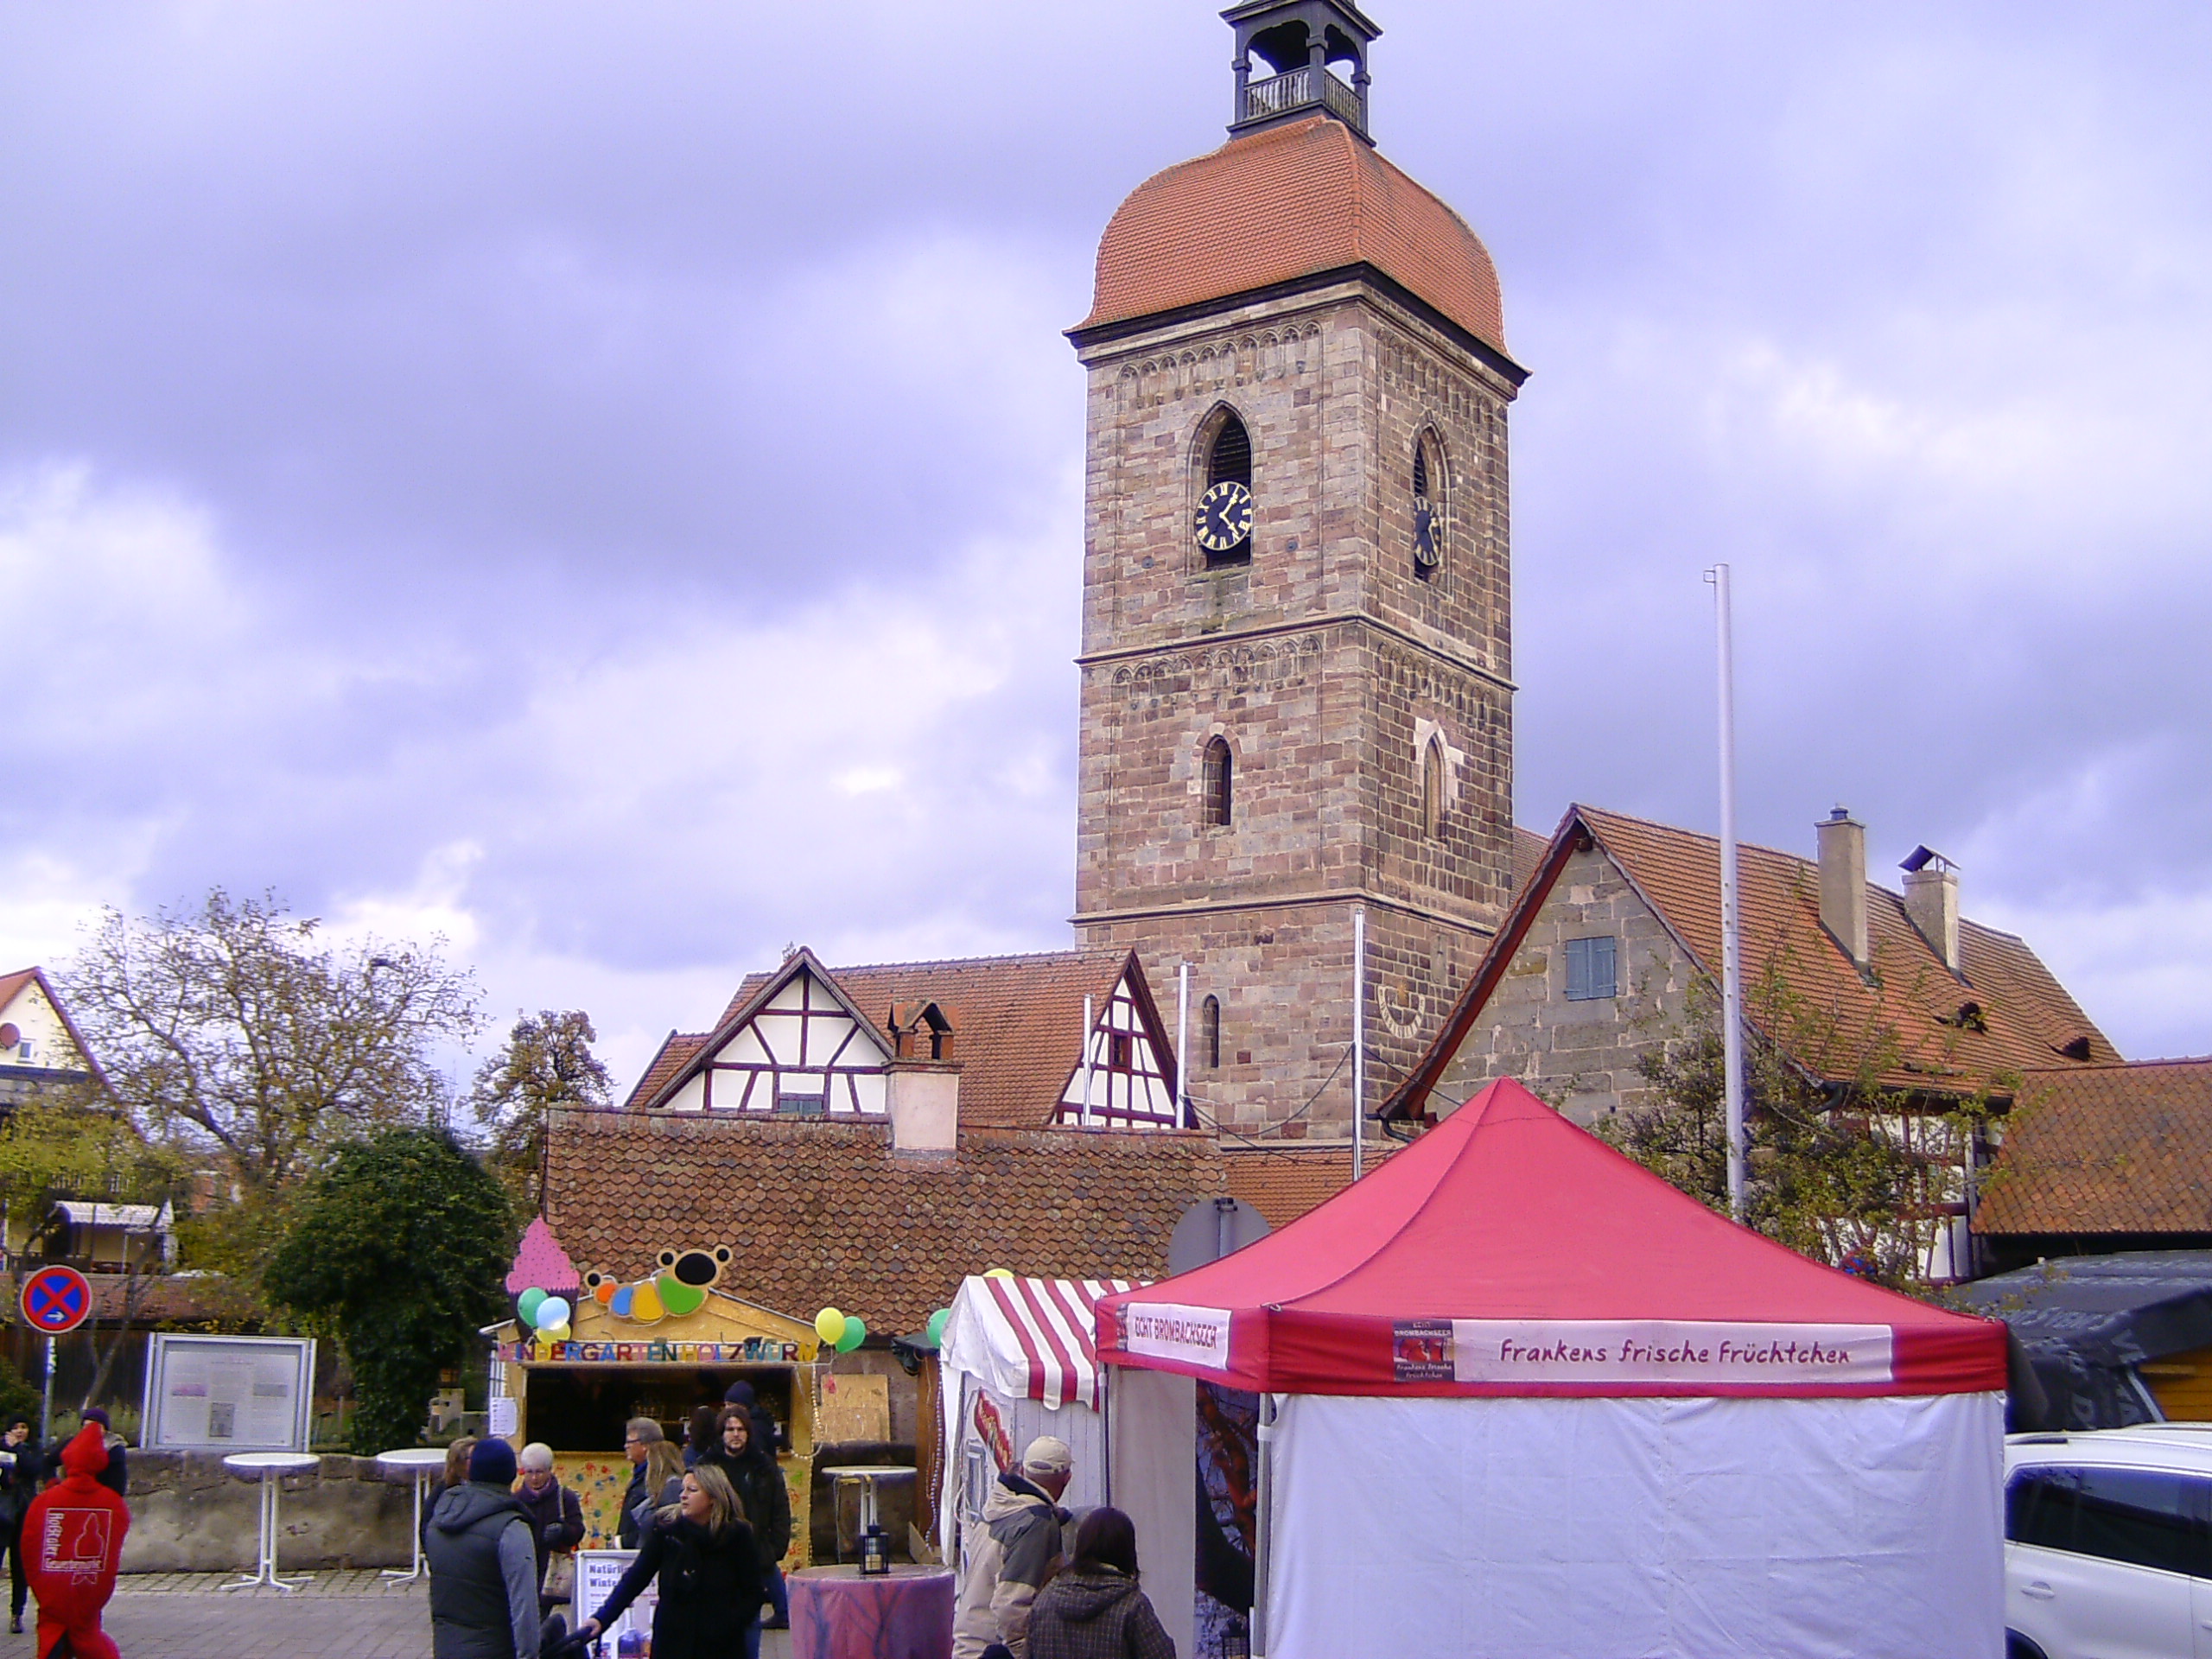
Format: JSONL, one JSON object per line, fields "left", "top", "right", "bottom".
{"left": 1068, "top": 1, "right": 1527, "bottom": 1141}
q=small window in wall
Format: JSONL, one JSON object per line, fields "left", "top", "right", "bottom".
{"left": 1421, "top": 737, "right": 1446, "bottom": 840}
{"left": 1201, "top": 995, "right": 1222, "bottom": 1070}
{"left": 1203, "top": 737, "right": 1234, "bottom": 827}
{"left": 1109, "top": 1032, "right": 1133, "bottom": 1072}
{"left": 1564, "top": 937, "right": 1618, "bottom": 1001}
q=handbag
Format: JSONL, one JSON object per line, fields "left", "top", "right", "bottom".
{"left": 543, "top": 1550, "right": 576, "bottom": 1602}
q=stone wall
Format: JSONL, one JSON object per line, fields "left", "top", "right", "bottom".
{"left": 120, "top": 1450, "right": 416, "bottom": 1574}
{"left": 1430, "top": 842, "right": 1700, "bottom": 1125}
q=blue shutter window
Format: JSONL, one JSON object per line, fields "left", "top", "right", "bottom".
{"left": 1564, "top": 937, "right": 1617, "bottom": 1001}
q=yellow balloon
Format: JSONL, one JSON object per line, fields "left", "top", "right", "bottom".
{"left": 984, "top": 1268, "right": 1015, "bottom": 1281}
{"left": 815, "top": 1307, "right": 847, "bottom": 1345}
{"left": 541, "top": 1323, "right": 570, "bottom": 1343}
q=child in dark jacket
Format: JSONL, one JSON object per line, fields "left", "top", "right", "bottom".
{"left": 1026, "top": 1507, "right": 1175, "bottom": 1659}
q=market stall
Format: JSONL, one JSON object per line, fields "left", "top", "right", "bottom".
{"left": 490, "top": 1225, "right": 823, "bottom": 1557}
{"left": 1097, "top": 1078, "right": 2012, "bottom": 1659}
{"left": 934, "top": 1274, "right": 1129, "bottom": 1565}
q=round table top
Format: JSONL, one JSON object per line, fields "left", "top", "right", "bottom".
{"left": 222, "top": 1452, "right": 321, "bottom": 1474}
{"left": 818, "top": 1465, "right": 917, "bottom": 1481}
{"left": 791, "top": 1563, "right": 951, "bottom": 1583}
{"left": 374, "top": 1447, "right": 454, "bottom": 1471}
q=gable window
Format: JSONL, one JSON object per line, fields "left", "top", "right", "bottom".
{"left": 1412, "top": 430, "right": 1445, "bottom": 579}
{"left": 1203, "top": 736, "right": 1234, "bottom": 827}
{"left": 1421, "top": 737, "right": 1446, "bottom": 840}
{"left": 1201, "top": 995, "right": 1222, "bottom": 1070}
{"left": 1109, "top": 1031, "right": 1134, "bottom": 1071}
{"left": 1196, "top": 411, "right": 1255, "bottom": 568}
{"left": 1564, "top": 936, "right": 1618, "bottom": 1001}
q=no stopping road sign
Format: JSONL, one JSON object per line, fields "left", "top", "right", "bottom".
{"left": 20, "top": 1264, "right": 92, "bottom": 1335}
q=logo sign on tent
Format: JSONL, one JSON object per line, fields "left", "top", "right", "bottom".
{"left": 1441, "top": 1319, "right": 1894, "bottom": 1388}
{"left": 1121, "top": 1302, "right": 1232, "bottom": 1370}
{"left": 19, "top": 1265, "right": 92, "bottom": 1335}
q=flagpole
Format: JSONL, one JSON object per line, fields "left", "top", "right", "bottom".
{"left": 1707, "top": 563, "right": 1747, "bottom": 1220}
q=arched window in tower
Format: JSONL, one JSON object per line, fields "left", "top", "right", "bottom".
{"left": 1412, "top": 430, "right": 1446, "bottom": 580}
{"left": 1202, "top": 735, "right": 1234, "bottom": 827}
{"left": 1201, "top": 995, "right": 1222, "bottom": 1071}
{"left": 1422, "top": 735, "right": 1446, "bottom": 840}
{"left": 1194, "top": 411, "right": 1255, "bottom": 568}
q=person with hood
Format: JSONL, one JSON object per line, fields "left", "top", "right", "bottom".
{"left": 579, "top": 1463, "right": 761, "bottom": 1659}
{"left": 52, "top": 1409, "right": 126, "bottom": 1501}
{"left": 0, "top": 1416, "right": 41, "bottom": 1634}
{"left": 954, "top": 1435, "right": 1073, "bottom": 1659}
{"left": 22, "top": 1422, "right": 128, "bottom": 1659}
{"left": 1026, "top": 1508, "right": 1174, "bottom": 1659}
{"left": 423, "top": 1438, "right": 540, "bottom": 1659}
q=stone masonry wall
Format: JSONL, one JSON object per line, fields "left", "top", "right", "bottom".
{"left": 1431, "top": 842, "right": 1702, "bottom": 1125}
{"left": 1071, "top": 276, "right": 1518, "bottom": 1135}
{"left": 120, "top": 1450, "right": 416, "bottom": 1573}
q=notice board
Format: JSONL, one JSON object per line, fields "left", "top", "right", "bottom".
{"left": 141, "top": 1333, "right": 316, "bottom": 1452}
{"left": 575, "top": 1548, "right": 654, "bottom": 1645}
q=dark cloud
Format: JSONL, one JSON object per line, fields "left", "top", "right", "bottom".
{"left": 3, "top": 0, "right": 2208, "bottom": 1076}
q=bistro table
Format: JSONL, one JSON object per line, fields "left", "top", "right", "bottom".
{"left": 221, "top": 1452, "right": 322, "bottom": 1592}
{"left": 818, "top": 1465, "right": 918, "bottom": 1562}
{"left": 789, "top": 1564, "right": 953, "bottom": 1659}
{"left": 375, "top": 1446, "right": 452, "bottom": 1583}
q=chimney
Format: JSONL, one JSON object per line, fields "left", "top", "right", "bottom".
{"left": 1900, "top": 846, "right": 1961, "bottom": 974}
{"left": 887, "top": 1059, "right": 960, "bottom": 1154}
{"left": 1816, "top": 806, "right": 1868, "bottom": 968}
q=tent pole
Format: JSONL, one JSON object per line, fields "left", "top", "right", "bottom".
{"left": 1252, "top": 1391, "right": 1276, "bottom": 1659}
{"left": 1351, "top": 907, "right": 1366, "bottom": 1181}
{"left": 1707, "top": 563, "right": 1748, "bottom": 1221}
{"left": 1082, "top": 994, "right": 1095, "bottom": 1127}
{"left": 1177, "top": 963, "right": 1192, "bottom": 1129}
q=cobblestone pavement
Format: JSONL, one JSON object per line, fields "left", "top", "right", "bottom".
{"left": 0, "top": 1574, "right": 797, "bottom": 1659}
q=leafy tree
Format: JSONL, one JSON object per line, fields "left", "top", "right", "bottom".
{"left": 1597, "top": 962, "right": 1997, "bottom": 1293}
{"left": 264, "top": 1128, "right": 514, "bottom": 1453}
{"left": 467, "top": 1010, "right": 611, "bottom": 1213}
{"left": 59, "top": 888, "right": 480, "bottom": 1213}
{"left": 0, "top": 1356, "right": 39, "bottom": 1432}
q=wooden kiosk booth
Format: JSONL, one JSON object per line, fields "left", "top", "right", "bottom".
{"left": 491, "top": 1229, "right": 824, "bottom": 1559}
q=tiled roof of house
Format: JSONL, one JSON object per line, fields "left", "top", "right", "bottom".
{"left": 1222, "top": 1142, "right": 1401, "bottom": 1230}
{"left": 1077, "top": 116, "right": 1510, "bottom": 356}
{"left": 1383, "top": 804, "right": 2118, "bottom": 1120}
{"left": 544, "top": 1109, "right": 1224, "bottom": 1335}
{"left": 1510, "top": 826, "right": 1548, "bottom": 894}
{"left": 631, "top": 949, "right": 1152, "bottom": 1133}
{"left": 0, "top": 964, "right": 105, "bottom": 1088}
{"left": 1974, "top": 1059, "right": 2212, "bottom": 1237}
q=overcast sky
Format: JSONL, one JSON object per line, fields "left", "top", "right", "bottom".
{"left": 5, "top": 1, "right": 2209, "bottom": 1090}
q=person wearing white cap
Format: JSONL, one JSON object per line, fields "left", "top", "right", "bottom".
{"left": 953, "top": 1435, "right": 1074, "bottom": 1659}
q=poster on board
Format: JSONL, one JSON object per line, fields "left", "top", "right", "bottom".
{"left": 141, "top": 1333, "right": 316, "bottom": 1452}
{"left": 574, "top": 1549, "right": 655, "bottom": 1647}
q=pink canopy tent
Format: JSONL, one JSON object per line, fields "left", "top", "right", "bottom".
{"left": 1097, "top": 1079, "right": 2008, "bottom": 1659}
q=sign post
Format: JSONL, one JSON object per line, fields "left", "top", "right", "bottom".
{"left": 19, "top": 1264, "right": 93, "bottom": 1441}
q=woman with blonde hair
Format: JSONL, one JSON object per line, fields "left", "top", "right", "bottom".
{"left": 627, "top": 1438, "right": 685, "bottom": 1541}
{"left": 582, "top": 1464, "right": 762, "bottom": 1659}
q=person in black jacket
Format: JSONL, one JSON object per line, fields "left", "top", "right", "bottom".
{"left": 699, "top": 1408, "right": 790, "bottom": 1655}
{"left": 0, "top": 1417, "right": 40, "bottom": 1635}
{"left": 581, "top": 1464, "right": 761, "bottom": 1659}
{"left": 721, "top": 1382, "right": 787, "bottom": 1630}
{"left": 617, "top": 1418, "right": 663, "bottom": 1549}
{"left": 515, "top": 1442, "right": 584, "bottom": 1611}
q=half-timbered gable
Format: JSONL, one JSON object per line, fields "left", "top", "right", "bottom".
{"left": 627, "top": 947, "right": 1183, "bottom": 1133}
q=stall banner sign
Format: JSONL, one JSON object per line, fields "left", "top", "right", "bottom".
{"left": 1121, "top": 1303, "right": 1233, "bottom": 1370}
{"left": 512, "top": 1335, "right": 802, "bottom": 1364}
{"left": 574, "top": 1549, "right": 654, "bottom": 1646}
{"left": 19, "top": 1266, "right": 92, "bottom": 1335}
{"left": 1448, "top": 1320, "right": 1893, "bottom": 1388}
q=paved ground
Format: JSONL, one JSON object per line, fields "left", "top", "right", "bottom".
{"left": 0, "top": 1573, "right": 799, "bottom": 1659}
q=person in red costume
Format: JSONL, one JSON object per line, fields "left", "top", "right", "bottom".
{"left": 22, "top": 1424, "right": 128, "bottom": 1659}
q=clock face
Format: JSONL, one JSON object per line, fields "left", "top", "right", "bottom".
{"left": 1193, "top": 481, "right": 1255, "bottom": 553}
{"left": 1413, "top": 495, "right": 1442, "bottom": 568}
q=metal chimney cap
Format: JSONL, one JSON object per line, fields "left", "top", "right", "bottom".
{"left": 1899, "top": 845, "right": 1957, "bottom": 874}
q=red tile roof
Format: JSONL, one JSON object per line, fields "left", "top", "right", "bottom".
{"left": 545, "top": 1109, "right": 1224, "bottom": 1335}
{"left": 635, "top": 949, "right": 1158, "bottom": 1133}
{"left": 1974, "top": 1059, "right": 2212, "bottom": 1237}
{"left": 1222, "top": 1142, "right": 1401, "bottom": 1230}
{"left": 1384, "top": 804, "right": 2118, "bottom": 1119}
{"left": 1078, "top": 116, "right": 1509, "bottom": 355}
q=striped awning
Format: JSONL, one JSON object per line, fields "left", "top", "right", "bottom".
{"left": 940, "top": 1275, "right": 1135, "bottom": 1410}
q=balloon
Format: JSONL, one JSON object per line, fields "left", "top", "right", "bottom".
{"left": 815, "top": 1308, "right": 847, "bottom": 1346}
{"left": 537, "top": 1297, "right": 572, "bottom": 1330}
{"left": 983, "top": 1268, "right": 1014, "bottom": 1281}
{"left": 518, "top": 1288, "right": 548, "bottom": 1326}
{"left": 925, "top": 1308, "right": 950, "bottom": 1347}
{"left": 836, "top": 1317, "right": 867, "bottom": 1352}
{"left": 540, "top": 1323, "right": 569, "bottom": 1343}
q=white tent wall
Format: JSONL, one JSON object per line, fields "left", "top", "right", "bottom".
{"left": 1265, "top": 1392, "right": 2005, "bottom": 1659}
{"left": 937, "top": 1370, "right": 1106, "bottom": 1568}
{"left": 1109, "top": 1366, "right": 1198, "bottom": 1659}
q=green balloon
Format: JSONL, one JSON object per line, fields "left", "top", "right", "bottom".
{"left": 837, "top": 1317, "right": 867, "bottom": 1352}
{"left": 518, "top": 1287, "right": 548, "bottom": 1326}
{"left": 925, "top": 1308, "right": 950, "bottom": 1347}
